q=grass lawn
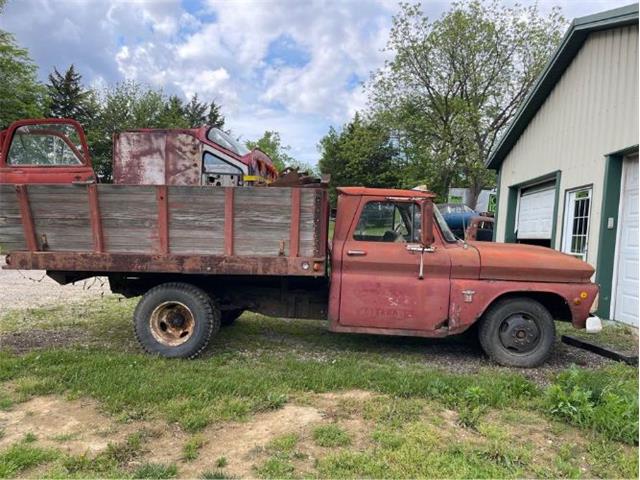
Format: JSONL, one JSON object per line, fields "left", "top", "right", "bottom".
{"left": 0, "top": 296, "right": 637, "bottom": 479}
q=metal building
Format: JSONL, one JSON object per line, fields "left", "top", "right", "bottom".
{"left": 487, "top": 4, "right": 639, "bottom": 325}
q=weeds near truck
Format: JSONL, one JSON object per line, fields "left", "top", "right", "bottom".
{"left": 545, "top": 364, "right": 638, "bottom": 444}
{"left": 0, "top": 298, "right": 638, "bottom": 478}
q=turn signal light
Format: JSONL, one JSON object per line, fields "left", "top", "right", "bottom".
{"left": 573, "top": 298, "right": 582, "bottom": 305}
{"left": 579, "top": 291, "right": 589, "bottom": 299}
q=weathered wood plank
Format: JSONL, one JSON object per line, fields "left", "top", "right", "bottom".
{"left": 27, "top": 185, "right": 93, "bottom": 251}
{"left": 98, "top": 185, "right": 157, "bottom": 253}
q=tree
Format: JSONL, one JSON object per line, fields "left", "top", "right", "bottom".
{"left": 158, "top": 95, "right": 189, "bottom": 128}
{"left": 46, "top": 65, "right": 96, "bottom": 126}
{"left": 246, "top": 131, "right": 295, "bottom": 172}
{"left": 87, "top": 81, "right": 166, "bottom": 180}
{"left": 0, "top": 31, "right": 46, "bottom": 128}
{"left": 318, "top": 113, "right": 403, "bottom": 205}
{"left": 369, "top": 1, "right": 564, "bottom": 207}
{"left": 184, "top": 94, "right": 208, "bottom": 127}
{"left": 206, "top": 100, "right": 225, "bottom": 129}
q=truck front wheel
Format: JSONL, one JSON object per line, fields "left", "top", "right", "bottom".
{"left": 478, "top": 298, "right": 555, "bottom": 368}
{"left": 134, "top": 283, "right": 221, "bottom": 358}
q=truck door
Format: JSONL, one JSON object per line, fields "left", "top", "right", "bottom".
{"left": 0, "top": 119, "right": 95, "bottom": 184}
{"left": 338, "top": 199, "right": 451, "bottom": 331}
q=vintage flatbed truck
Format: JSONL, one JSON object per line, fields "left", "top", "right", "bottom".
{"left": 0, "top": 119, "right": 602, "bottom": 367}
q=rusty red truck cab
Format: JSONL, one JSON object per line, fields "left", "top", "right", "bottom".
{"left": 326, "top": 187, "right": 599, "bottom": 366}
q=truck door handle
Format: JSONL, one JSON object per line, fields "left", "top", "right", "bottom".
{"left": 347, "top": 249, "right": 366, "bottom": 256}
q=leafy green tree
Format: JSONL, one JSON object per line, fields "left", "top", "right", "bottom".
{"left": 369, "top": 1, "right": 564, "bottom": 207}
{"left": 318, "top": 113, "right": 403, "bottom": 205}
{"left": 87, "top": 81, "right": 166, "bottom": 180}
{"left": 246, "top": 131, "right": 295, "bottom": 172}
{"left": 46, "top": 65, "right": 96, "bottom": 126}
{"left": 184, "top": 94, "right": 208, "bottom": 127}
{"left": 0, "top": 31, "right": 46, "bottom": 128}
{"left": 206, "top": 101, "right": 225, "bottom": 129}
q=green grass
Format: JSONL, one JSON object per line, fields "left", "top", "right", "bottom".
{"left": 0, "top": 298, "right": 638, "bottom": 479}
{"left": 0, "top": 442, "right": 58, "bottom": 478}
{"left": 182, "top": 434, "right": 205, "bottom": 461}
{"left": 132, "top": 463, "right": 178, "bottom": 479}
{"left": 556, "top": 321, "right": 638, "bottom": 352}
{"left": 312, "top": 424, "right": 351, "bottom": 447}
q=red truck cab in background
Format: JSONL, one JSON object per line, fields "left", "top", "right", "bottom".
{"left": 0, "top": 118, "right": 278, "bottom": 186}
{"left": 0, "top": 119, "right": 95, "bottom": 185}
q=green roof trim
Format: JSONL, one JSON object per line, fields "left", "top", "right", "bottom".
{"left": 486, "top": 3, "right": 639, "bottom": 170}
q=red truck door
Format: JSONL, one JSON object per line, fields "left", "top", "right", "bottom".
{"left": 0, "top": 119, "right": 95, "bottom": 184}
{"left": 338, "top": 198, "right": 451, "bottom": 331}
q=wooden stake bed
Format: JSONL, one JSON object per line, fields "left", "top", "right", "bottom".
{"left": 0, "top": 184, "right": 328, "bottom": 277}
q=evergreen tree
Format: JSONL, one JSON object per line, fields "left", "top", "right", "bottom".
{"left": 46, "top": 65, "right": 95, "bottom": 125}
{"left": 184, "top": 94, "right": 208, "bottom": 127}
{"left": 158, "top": 95, "right": 188, "bottom": 128}
{"left": 206, "top": 101, "right": 225, "bottom": 129}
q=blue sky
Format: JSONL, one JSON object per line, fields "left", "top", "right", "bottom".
{"left": 0, "top": 0, "right": 633, "bottom": 165}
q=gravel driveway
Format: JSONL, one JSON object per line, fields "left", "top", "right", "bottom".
{"left": 0, "top": 256, "right": 110, "bottom": 314}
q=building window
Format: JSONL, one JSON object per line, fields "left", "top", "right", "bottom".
{"left": 562, "top": 187, "right": 592, "bottom": 260}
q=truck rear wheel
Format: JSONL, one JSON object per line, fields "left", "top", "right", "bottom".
{"left": 478, "top": 298, "right": 555, "bottom": 368}
{"left": 134, "top": 283, "right": 220, "bottom": 358}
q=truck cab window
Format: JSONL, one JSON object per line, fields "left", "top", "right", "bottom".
{"left": 353, "top": 201, "right": 419, "bottom": 242}
{"left": 7, "top": 124, "right": 84, "bottom": 166}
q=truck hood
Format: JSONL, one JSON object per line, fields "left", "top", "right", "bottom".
{"left": 471, "top": 242, "right": 595, "bottom": 283}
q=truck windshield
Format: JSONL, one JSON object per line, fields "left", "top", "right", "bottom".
{"left": 434, "top": 207, "right": 458, "bottom": 242}
{"left": 207, "top": 128, "right": 250, "bottom": 156}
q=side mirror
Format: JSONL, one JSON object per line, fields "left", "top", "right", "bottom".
{"left": 421, "top": 200, "right": 434, "bottom": 247}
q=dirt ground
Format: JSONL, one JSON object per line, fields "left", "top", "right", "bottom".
{"left": 0, "top": 391, "right": 370, "bottom": 478}
{"left": 0, "top": 256, "right": 110, "bottom": 314}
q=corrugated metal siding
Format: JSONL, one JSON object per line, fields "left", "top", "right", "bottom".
{"left": 497, "top": 25, "right": 639, "bottom": 268}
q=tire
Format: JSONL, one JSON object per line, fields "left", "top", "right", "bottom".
{"left": 478, "top": 298, "right": 555, "bottom": 368}
{"left": 220, "top": 309, "right": 244, "bottom": 327}
{"left": 134, "top": 282, "right": 221, "bottom": 359}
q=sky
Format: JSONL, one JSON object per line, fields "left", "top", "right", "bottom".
{"left": 0, "top": 0, "right": 634, "bottom": 165}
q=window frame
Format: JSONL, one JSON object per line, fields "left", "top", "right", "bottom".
{"left": 4, "top": 123, "right": 88, "bottom": 168}
{"left": 352, "top": 200, "right": 420, "bottom": 243}
{"left": 561, "top": 185, "right": 593, "bottom": 261}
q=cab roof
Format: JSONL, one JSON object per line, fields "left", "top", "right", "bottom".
{"left": 337, "top": 187, "right": 435, "bottom": 198}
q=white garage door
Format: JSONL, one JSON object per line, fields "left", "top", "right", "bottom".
{"left": 517, "top": 184, "right": 555, "bottom": 240}
{"left": 613, "top": 155, "right": 639, "bottom": 326}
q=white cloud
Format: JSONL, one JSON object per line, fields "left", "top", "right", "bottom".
{"left": 1, "top": 0, "right": 632, "bottom": 164}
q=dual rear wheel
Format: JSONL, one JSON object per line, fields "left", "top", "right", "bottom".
{"left": 134, "top": 282, "right": 240, "bottom": 358}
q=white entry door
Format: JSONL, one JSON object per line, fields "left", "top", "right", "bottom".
{"left": 613, "top": 155, "right": 639, "bottom": 326}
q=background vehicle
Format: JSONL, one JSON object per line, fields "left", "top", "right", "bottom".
{"left": 0, "top": 119, "right": 601, "bottom": 367}
{"left": 0, "top": 119, "right": 278, "bottom": 186}
{"left": 438, "top": 203, "right": 494, "bottom": 242}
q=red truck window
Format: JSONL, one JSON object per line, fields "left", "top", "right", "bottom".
{"left": 7, "top": 123, "right": 84, "bottom": 166}
{"left": 353, "top": 201, "right": 420, "bottom": 243}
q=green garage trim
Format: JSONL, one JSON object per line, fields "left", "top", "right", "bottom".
{"left": 492, "top": 169, "right": 501, "bottom": 242}
{"left": 503, "top": 171, "right": 562, "bottom": 245}
{"left": 595, "top": 145, "right": 639, "bottom": 318}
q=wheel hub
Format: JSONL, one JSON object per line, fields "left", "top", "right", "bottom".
{"left": 498, "top": 313, "right": 540, "bottom": 354}
{"left": 149, "top": 301, "right": 195, "bottom": 346}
